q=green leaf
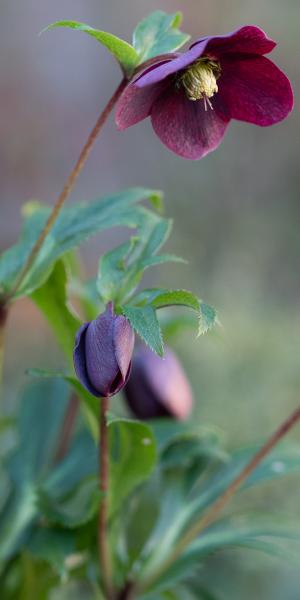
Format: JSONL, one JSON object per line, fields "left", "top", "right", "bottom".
{"left": 0, "top": 379, "right": 69, "bottom": 563}
{"left": 0, "top": 187, "right": 162, "bottom": 298}
{"left": 28, "top": 528, "right": 76, "bottom": 576}
{"left": 108, "top": 418, "right": 157, "bottom": 516}
{"left": 146, "top": 515, "right": 300, "bottom": 593}
{"left": 38, "top": 475, "right": 100, "bottom": 528}
{"left": 139, "top": 442, "right": 300, "bottom": 584}
{"left": 133, "top": 11, "right": 190, "bottom": 63}
{"left": 31, "top": 260, "right": 80, "bottom": 361}
{"left": 97, "top": 237, "right": 139, "bottom": 304}
{"left": 198, "top": 302, "right": 218, "bottom": 335}
{"left": 43, "top": 21, "right": 139, "bottom": 74}
{"left": 122, "top": 304, "right": 163, "bottom": 356}
{"left": 150, "top": 289, "right": 200, "bottom": 311}
{"left": 96, "top": 212, "right": 183, "bottom": 305}
{"left": 27, "top": 368, "right": 99, "bottom": 441}
{"left": 131, "top": 288, "right": 217, "bottom": 337}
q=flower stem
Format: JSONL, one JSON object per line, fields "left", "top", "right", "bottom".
{"left": 5, "top": 78, "right": 127, "bottom": 303}
{"left": 99, "top": 396, "right": 113, "bottom": 599}
{"left": 53, "top": 393, "right": 79, "bottom": 464}
{"left": 139, "top": 404, "right": 300, "bottom": 594}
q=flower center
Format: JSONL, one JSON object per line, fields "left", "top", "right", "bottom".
{"left": 181, "top": 58, "right": 221, "bottom": 109}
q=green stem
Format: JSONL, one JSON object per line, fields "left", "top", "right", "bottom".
{"left": 99, "top": 396, "right": 114, "bottom": 599}
{"left": 5, "top": 77, "right": 127, "bottom": 303}
{"left": 138, "top": 404, "right": 300, "bottom": 594}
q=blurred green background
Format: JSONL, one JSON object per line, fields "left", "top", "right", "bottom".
{"left": 1, "top": 0, "right": 300, "bottom": 598}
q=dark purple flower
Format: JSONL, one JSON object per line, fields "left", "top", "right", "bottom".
{"left": 73, "top": 303, "right": 135, "bottom": 398}
{"left": 124, "top": 345, "right": 193, "bottom": 420}
{"left": 116, "top": 26, "right": 293, "bottom": 159}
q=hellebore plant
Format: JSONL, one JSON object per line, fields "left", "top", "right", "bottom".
{"left": 116, "top": 25, "right": 293, "bottom": 158}
{"left": 0, "top": 8, "right": 299, "bottom": 600}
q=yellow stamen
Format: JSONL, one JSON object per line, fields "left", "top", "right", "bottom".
{"left": 181, "top": 58, "right": 221, "bottom": 108}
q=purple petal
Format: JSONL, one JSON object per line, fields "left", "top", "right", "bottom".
{"left": 144, "top": 348, "right": 193, "bottom": 420}
{"left": 73, "top": 321, "right": 100, "bottom": 397}
{"left": 218, "top": 55, "right": 294, "bottom": 126}
{"left": 113, "top": 315, "right": 135, "bottom": 386}
{"left": 85, "top": 305, "right": 119, "bottom": 397}
{"left": 191, "top": 25, "right": 276, "bottom": 57}
{"left": 151, "top": 86, "right": 229, "bottom": 159}
{"left": 115, "top": 79, "right": 170, "bottom": 130}
{"left": 135, "top": 40, "right": 209, "bottom": 88}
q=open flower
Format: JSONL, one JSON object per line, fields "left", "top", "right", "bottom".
{"left": 73, "top": 303, "right": 134, "bottom": 398}
{"left": 124, "top": 345, "right": 193, "bottom": 420}
{"left": 116, "top": 26, "right": 293, "bottom": 159}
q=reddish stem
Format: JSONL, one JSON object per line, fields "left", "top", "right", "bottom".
{"left": 139, "top": 404, "right": 300, "bottom": 593}
{"left": 5, "top": 78, "right": 127, "bottom": 302}
{"left": 98, "top": 396, "right": 113, "bottom": 599}
{"left": 53, "top": 393, "right": 79, "bottom": 463}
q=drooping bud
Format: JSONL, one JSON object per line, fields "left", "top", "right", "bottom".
{"left": 73, "top": 303, "right": 135, "bottom": 398}
{"left": 124, "top": 345, "right": 193, "bottom": 420}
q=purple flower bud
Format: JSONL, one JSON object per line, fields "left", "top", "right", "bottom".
{"left": 124, "top": 345, "right": 193, "bottom": 420}
{"left": 73, "top": 303, "right": 135, "bottom": 398}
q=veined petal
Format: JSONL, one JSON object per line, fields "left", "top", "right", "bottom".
{"left": 135, "top": 40, "right": 209, "bottom": 88}
{"left": 73, "top": 322, "right": 100, "bottom": 397}
{"left": 85, "top": 305, "right": 119, "bottom": 396}
{"left": 151, "top": 86, "right": 229, "bottom": 159}
{"left": 113, "top": 315, "right": 135, "bottom": 382}
{"left": 218, "top": 55, "right": 294, "bottom": 126}
{"left": 191, "top": 25, "right": 276, "bottom": 57}
{"left": 115, "top": 79, "right": 170, "bottom": 130}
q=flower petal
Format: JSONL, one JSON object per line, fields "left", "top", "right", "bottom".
{"left": 191, "top": 25, "right": 276, "bottom": 57}
{"left": 145, "top": 348, "right": 193, "bottom": 420}
{"left": 85, "top": 304, "right": 119, "bottom": 396}
{"left": 73, "top": 322, "right": 100, "bottom": 397}
{"left": 135, "top": 40, "right": 209, "bottom": 88}
{"left": 113, "top": 315, "right": 135, "bottom": 384}
{"left": 151, "top": 86, "right": 229, "bottom": 159}
{"left": 217, "top": 55, "right": 294, "bottom": 126}
{"left": 115, "top": 79, "right": 170, "bottom": 130}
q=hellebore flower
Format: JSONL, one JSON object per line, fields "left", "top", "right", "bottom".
{"left": 116, "top": 26, "right": 293, "bottom": 159}
{"left": 124, "top": 345, "right": 193, "bottom": 420}
{"left": 73, "top": 303, "right": 135, "bottom": 398}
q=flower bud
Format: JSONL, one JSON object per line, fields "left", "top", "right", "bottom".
{"left": 124, "top": 345, "right": 193, "bottom": 420}
{"left": 73, "top": 303, "right": 135, "bottom": 398}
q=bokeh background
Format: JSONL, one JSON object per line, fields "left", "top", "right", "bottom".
{"left": 1, "top": 1, "right": 300, "bottom": 598}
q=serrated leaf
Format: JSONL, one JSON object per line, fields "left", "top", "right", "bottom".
{"left": 122, "top": 304, "right": 163, "bottom": 356}
{"left": 132, "top": 289, "right": 217, "bottom": 337}
{"left": 96, "top": 213, "right": 183, "bottom": 305}
{"left": 0, "top": 187, "right": 162, "bottom": 299}
{"left": 43, "top": 21, "right": 139, "bottom": 74}
{"left": 151, "top": 289, "right": 200, "bottom": 312}
{"left": 108, "top": 418, "right": 157, "bottom": 516}
{"left": 133, "top": 11, "right": 190, "bottom": 63}
{"left": 97, "top": 237, "right": 139, "bottom": 304}
{"left": 198, "top": 303, "right": 218, "bottom": 336}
